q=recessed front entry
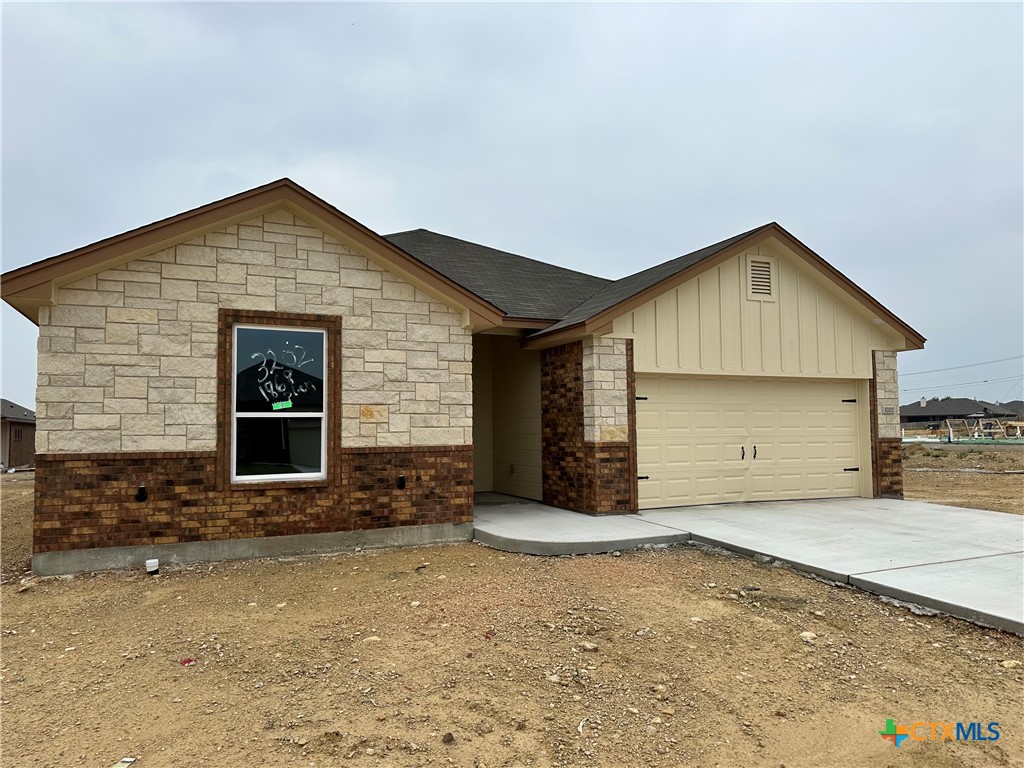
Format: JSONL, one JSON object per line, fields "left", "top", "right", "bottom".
{"left": 636, "top": 375, "right": 865, "bottom": 509}
{"left": 472, "top": 334, "right": 542, "bottom": 501}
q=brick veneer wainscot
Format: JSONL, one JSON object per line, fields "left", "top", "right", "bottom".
{"left": 33, "top": 445, "right": 473, "bottom": 553}
{"left": 541, "top": 341, "right": 636, "bottom": 514}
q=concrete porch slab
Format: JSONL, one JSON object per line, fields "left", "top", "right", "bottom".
{"left": 473, "top": 494, "right": 688, "bottom": 555}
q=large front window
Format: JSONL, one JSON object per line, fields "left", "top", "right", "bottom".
{"left": 232, "top": 325, "right": 327, "bottom": 482}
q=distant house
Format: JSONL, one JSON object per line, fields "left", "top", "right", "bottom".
{"left": 1, "top": 399, "right": 36, "bottom": 468}
{"left": 900, "top": 398, "right": 1017, "bottom": 426}
{"left": 1000, "top": 400, "right": 1024, "bottom": 420}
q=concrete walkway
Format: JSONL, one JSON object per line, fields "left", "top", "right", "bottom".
{"left": 473, "top": 494, "right": 1024, "bottom": 635}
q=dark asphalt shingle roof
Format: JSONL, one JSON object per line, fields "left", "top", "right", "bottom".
{"left": 899, "top": 398, "right": 1016, "bottom": 419}
{"left": 1, "top": 398, "right": 35, "bottom": 423}
{"left": 385, "top": 229, "right": 611, "bottom": 321}
{"left": 388, "top": 225, "right": 773, "bottom": 329}
{"left": 1000, "top": 400, "right": 1024, "bottom": 418}
{"left": 531, "top": 224, "right": 773, "bottom": 335}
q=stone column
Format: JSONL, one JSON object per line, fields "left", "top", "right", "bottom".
{"left": 870, "top": 349, "right": 903, "bottom": 497}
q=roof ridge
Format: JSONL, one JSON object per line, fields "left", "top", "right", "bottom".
{"left": 550, "top": 223, "right": 774, "bottom": 324}
{"left": 609, "top": 223, "right": 773, "bottom": 287}
{"left": 386, "top": 228, "right": 613, "bottom": 284}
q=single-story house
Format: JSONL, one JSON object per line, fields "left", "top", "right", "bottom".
{"left": 900, "top": 398, "right": 1018, "bottom": 426}
{"left": 1, "top": 179, "right": 924, "bottom": 574}
{"left": 0, "top": 398, "right": 36, "bottom": 469}
{"left": 1002, "top": 400, "right": 1024, "bottom": 420}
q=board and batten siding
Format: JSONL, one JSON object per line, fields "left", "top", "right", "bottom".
{"left": 611, "top": 242, "right": 902, "bottom": 378}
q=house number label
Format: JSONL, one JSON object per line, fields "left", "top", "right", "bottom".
{"left": 882, "top": 406, "right": 897, "bottom": 415}
{"left": 251, "top": 344, "right": 317, "bottom": 405}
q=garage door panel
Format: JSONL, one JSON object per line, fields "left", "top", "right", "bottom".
{"left": 694, "top": 409, "right": 722, "bottom": 431}
{"left": 636, "top": 411, "right": 663, "bottom": 431}
{"left": 695, "top": 474, "right": 745, "bottom": 500}
{"left": 804, "top": 411, "right": 832, "bottom": 431}
{"left": 775, "top": 441, "right": 806, "bottom": 462}
{"left": 832, "top": 411, "right": 856, "bottom": 430}
{"left": 832, "top": 440, "right": 857, "bottom": 462}
{"left": 665, "top": 410, "right": 692, "bottom": 431}
{"left": 748, "top": 409, "right": 776, "bottom": 431}
{"left": 636, "top": 374, "right": 863, "bottom": 508}
{"left": 722, "top": 409, "right": 747, "bottom": 430}
{"left": 833, "top": 472, "right": 859, "bottom": 494}
{"left": 663, "top": 443, "right": 694, "bottom": 466}
{"left": 637, "top": 445, "right": 661, "bottom": 465}
{"left": 800, "top": 441, "right": 830, "bottom": 462}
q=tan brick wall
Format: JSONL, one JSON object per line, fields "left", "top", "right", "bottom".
{"left": 582, "top": 336, "right": 629, "bottom": 443}
{"left": 35, "top": 210, "right": 472, "bottom": 453}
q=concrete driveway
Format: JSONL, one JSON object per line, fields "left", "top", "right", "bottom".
{"left": 473, "top": 494, "right": 1024, "bottom": 634}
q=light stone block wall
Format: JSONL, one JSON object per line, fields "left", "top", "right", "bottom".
{"left": 582, "top": 336, "right": 629, "bottom": 443}
{"left": 35, "top": 209, "right": 472, "bottom": 453}
{"left": 873, "top": 350, "right": 900, "bottom": 439}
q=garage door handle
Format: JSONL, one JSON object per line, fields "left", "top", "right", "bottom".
{"left": 843, "top": 467, "right": 860, "bottom": 472}
{"left": 637, "top": 475, "right": 650, "bottom": 480}
{"left": 741, "top": 446, "right": 745, "bottom": 460}
{"left": 753, "top": 445, "right": 757, "bottom": 459}
{"left": 635, "top": 396, "right": 649, "bottom": 401}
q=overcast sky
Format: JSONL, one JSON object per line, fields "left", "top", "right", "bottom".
{"left": 3, "top": 2, "right": 1022, "bottom": 411}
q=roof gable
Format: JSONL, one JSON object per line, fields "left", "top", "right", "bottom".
{"left": 1, "top": 179, "right": 503, "bottom": 327}
{"left": 524, "top": 222, "right": 924, "bottom": 351}
{"left": 536, "top": 225, "right": 770, "bottom": 337}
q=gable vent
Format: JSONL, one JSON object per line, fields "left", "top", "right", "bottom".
{"left": 749, "top": 259, "right": 772, "bottom": 296}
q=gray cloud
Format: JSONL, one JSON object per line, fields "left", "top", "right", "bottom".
{"left": 3, "top": 2, "right": 1021, "bottom": 408}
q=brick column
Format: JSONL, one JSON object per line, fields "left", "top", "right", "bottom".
{"left": 870, "top": 350, "right": 903, "bottom": 497}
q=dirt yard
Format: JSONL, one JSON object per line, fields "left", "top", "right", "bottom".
{"left": 902, "top": 444, "right": 1024, "bottom": 515}
{"left": 2, "top": 463, "right": 1022, "bottom": 767}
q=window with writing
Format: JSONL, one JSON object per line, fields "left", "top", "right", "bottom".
{"left": 232, "top": 325, "right": 327, "bottom": 482}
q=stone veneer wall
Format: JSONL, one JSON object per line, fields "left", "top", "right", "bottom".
{"left": 541, "top": 341, "right": 635, "bottom": 514}
{"left": 35, "top": 209, "right": 472, "bottom": 453}
{"left": 582, "top": 336, "right": 630, "bottom": 442}
{"left": 870, "top": 349, "right": 903, "bottom": 497}
{"left": 31, "top": 208, "right": 475, "bottom": 556}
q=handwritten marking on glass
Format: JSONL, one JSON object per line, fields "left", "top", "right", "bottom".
{"left": 251, "top": 342, "right": 317, "bottom": 404}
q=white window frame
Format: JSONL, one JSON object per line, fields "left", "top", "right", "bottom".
{"left": 231, "top": 324, "right": 327, "bottom": 483}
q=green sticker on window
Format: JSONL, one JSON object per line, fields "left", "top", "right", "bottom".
{"left": 272, "top": 399, "right": 293, "bottom": 411}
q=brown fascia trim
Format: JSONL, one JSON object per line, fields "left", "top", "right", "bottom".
{"left": 1, "top": 178, "right": 505, "bottom": 327}
{"left": 522, "top": 223, "right": 926, "bottom": 351}
{"left": 769, "top": 226, "right": 925, "bottom": 350}
{"left": 500, "top": 316, "right": 555, "bottom": 330}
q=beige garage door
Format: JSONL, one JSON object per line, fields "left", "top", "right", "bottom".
{"left": 636, "top": 375, "right": 863, "bottom": 509}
